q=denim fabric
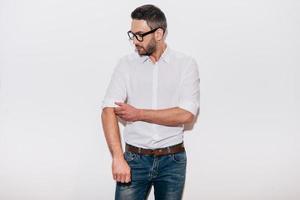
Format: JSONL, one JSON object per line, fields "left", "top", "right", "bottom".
{"left": 115, "top": 151, "right": 187, "bottom": 200}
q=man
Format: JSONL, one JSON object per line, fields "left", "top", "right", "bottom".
{"left": 101, "top": 4, "right": 200, "bottom": 200}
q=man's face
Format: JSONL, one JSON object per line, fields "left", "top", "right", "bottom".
{"left": 130, "top": 19, "right": 157, "bottom": 56}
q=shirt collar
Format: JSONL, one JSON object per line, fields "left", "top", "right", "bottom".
{"left": 139, "top": 45, "right": 171, "bottom": 64}
{"left": 160, "top": 45, "right": 171, "bottom": 63}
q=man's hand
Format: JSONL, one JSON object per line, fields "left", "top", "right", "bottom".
{"left": 112, "top": 156, "right": 131, "bottom": 183}
{"left": 114, "top": 102, "right": 141, "bottom": 122}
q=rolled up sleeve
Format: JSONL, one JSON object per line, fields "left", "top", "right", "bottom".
{"left": 178, "top": 58, "right": 200, "bottom": 116}
{"left": 101, "top": 60, "right": 127, "bottom": 109}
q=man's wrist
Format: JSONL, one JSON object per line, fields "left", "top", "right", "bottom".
{"left": 112, "top": 152, "right": 125, "bottom": 160}
{"left": 137, "top": 109, "right": 144, "bottom": 121}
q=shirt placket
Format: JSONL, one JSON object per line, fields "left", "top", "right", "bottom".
{"left": 151, "top": 62, "right": 160, "bottom": 143}
{"left": 152, "top": 62, "right": 158, "bottom": 109}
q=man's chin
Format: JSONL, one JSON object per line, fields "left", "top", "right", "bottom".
{"left": 135, "top": 49, "right": 147, "bottom": 56}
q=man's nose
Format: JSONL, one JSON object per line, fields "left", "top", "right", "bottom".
{"left": 132, "top": 37, "right": 140, "bottom": 45}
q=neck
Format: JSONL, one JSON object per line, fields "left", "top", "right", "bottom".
{"left": 149, "top": 42, "right": 167, "bottom": 63}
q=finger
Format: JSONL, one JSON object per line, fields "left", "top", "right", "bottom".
{"left": 116, "top": 174, "right": 122, "bottom": 182}
{"left": 118, "top": 173, "right": 125, "bottom": 183}
{"left": 115, "top": 102, "right": 124, "bottom": 106}
{"left": 125, "top": 172, "right": 131, "bottom": 183}
{"left": 114, "top": 108, "right": 125, "bottom": 114}
{"left": 118, "top": 115, "right": 127, "bottom": 121}
{"left": 120, "top": 174, "right": 126, "bottom": 183}
{"left": 115, "top": 112, "right": 123, "bottom": 117}
{"left": 114, "top": 110, "right": 120, "bottom": 115}
{"left": 116, "top": 111, "right": 126, "bottom": 116}
{"left": 114, "top": 107, "right": 121, "bottom": 112}
{"left": 114, "top": 110, "right": 124, "bottom": 114}
{"left": 112, "top": 173, "right": 117, "bottom": 180}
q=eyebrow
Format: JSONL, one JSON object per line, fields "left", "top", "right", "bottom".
{"left": 133, "top": 31, "right": 145, "bottom": 35}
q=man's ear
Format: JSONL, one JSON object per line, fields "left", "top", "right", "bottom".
{"left": 155, "top": 28, "right": 165, "bottom": 41}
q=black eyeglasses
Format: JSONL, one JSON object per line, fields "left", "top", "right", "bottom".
{"left": 127, "top": 27, "right": 162, "bottom": 42}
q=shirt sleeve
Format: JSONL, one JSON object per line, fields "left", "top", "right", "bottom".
{"left": 101, "top": 59, "right": 127, "bottom": 109}
{"left": 178, "top": 58, "right": 200, "bottom": 116}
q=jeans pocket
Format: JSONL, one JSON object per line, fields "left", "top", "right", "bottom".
{"left": 171, "top": 151, "right": 187, "bottom": 163}
{"left": 124, "top": 151, "right": 138, "bottom": 162}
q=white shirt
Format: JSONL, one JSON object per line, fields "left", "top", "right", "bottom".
{"left": 101, "top": 46, "right": 200, "bottom": 148}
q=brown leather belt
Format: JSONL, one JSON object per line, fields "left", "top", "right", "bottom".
{"left": 125, "top": 142, "right": 185, "bottom": 156}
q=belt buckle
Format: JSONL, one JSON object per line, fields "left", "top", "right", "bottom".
{"left": 154, "top": 147, "right": 169, "bottom": 156}
{"left": 167, "top": 147, "right": 171, "bottom": 154}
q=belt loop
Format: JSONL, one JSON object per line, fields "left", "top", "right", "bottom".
{"left": 138, "top": 147, "right": 141, "bottom": 154}
{"left": 167, "top": 147, "right": 171, "bottom": 153}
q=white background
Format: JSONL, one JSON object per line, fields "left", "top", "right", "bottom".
{"left": 0, "top": 0, "right": 299, "bottom": 199}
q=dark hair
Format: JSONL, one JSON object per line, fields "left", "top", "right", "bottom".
{"left": 131, "top": 4, "right": 167, "bottom": 31}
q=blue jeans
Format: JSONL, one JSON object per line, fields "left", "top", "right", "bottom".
{"left": 115, "top": 150, "right": 187, "bottom": 200}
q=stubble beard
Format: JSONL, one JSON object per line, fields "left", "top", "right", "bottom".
{"left": 136, "top": 39, "right": 156, "bottom": 57}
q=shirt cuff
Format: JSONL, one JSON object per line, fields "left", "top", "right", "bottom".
{"left": 178, "top": 101, "right": 199, "bottom": 116}
{"left": 101, "top": 98, "right": 124, "bottom": 109}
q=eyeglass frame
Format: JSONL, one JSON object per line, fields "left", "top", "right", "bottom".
{"left": 127, "top": 27, "right": 164, "bottom": 42}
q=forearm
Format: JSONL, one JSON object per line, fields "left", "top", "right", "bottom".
{"left": 101, "top": 107, "right": 124, "bottom": 159}
{"left": 138, "top": 107, "right": 194, "bottom": 126}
